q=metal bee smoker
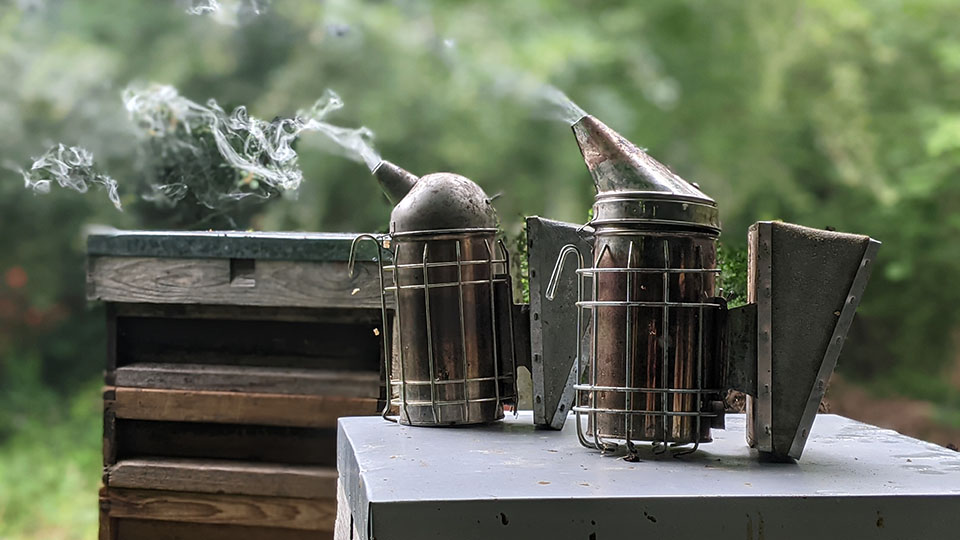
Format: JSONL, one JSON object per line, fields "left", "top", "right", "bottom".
{"left": 542, "top": 115, "right": 880, "bottom": 460}
{"left": 348, "top": 161, "right": 518, "bottom": 426}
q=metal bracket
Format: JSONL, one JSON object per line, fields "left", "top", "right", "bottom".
{"left": 526, "top": 216, "right": 593, "bottom": 429}
{"left": 724, "top": 303, "right": 758, "bottom": 396}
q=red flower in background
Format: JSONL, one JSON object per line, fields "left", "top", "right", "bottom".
{"left": 5, "top": 266, "right": 28, "bottom": 289}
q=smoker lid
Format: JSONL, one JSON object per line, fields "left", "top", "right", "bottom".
{"left": 389, "top": 172, "right": 498, "bottom": 235}
{"left": 573, "top": 115, "right": 720, "bottom": 232}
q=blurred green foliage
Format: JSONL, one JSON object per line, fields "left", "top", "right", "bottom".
{"left": 2, "top": 0, "right": 960, "bottom": 537}
{"left": 718, "top": 243, "right": 748, "bottom": 308}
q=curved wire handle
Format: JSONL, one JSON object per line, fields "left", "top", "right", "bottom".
{"left": 546, "top": 243, "right": 585, "bottom": 301}
{"left": 347, "top": 234, "right": 397, "bottom": 422}
{"left": 347, "top": 234, "right": 385, "bottom": 278}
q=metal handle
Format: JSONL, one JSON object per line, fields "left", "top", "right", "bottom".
{"left": 545, "top": 243, "right": 584, "bottom": 301}
{"left": 346, "top": 233, "right": 395, "bottom": 421}
{"left": 347, "top": 233, "right": 385, "bottom": 277}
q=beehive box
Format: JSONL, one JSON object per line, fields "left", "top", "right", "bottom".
{"left": 87, "top": 230, "right": 391, "bottom": 540}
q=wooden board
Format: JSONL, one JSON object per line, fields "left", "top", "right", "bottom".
{"left": 106, "top": 458, "right": 336, "bottom": 499}
{"left": 108, "top": 387, "right": 379, "bottom": 428}
{"left": 112, "top": 419, "right": 337, "bottom": 466}
{"left": 114, "top": 315, "right": 382, "bottom": 372}
{"left": 112, "top": 302, "right": 385, "bottom": 324}
{"left": 87, "top": 256, "right": 387, "bottom": 310}
{"left": 113, "top": 519, "right": 327, "bottom": 540}
{"left": 99, "top": 487, "right": 116, "bottom": 540}
{"left": 114, "top": 363, "right": 381, "bottom": 398}
{"left": 104, "top": 488, "right": 335, "bottom": 531}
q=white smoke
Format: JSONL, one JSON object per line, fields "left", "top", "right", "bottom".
{"left": 185, "top": 0, "right": 271, "bottom": 26}
{"left": 19, "top": 144, "right": 122, "bottom": 210}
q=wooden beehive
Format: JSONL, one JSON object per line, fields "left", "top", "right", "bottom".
{"left": 87, "top": 230, "right": 391, "bottom": 540}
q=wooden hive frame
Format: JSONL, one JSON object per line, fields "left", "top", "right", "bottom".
{"left": 88, "top": 231, "right": 392, "bottom": 540}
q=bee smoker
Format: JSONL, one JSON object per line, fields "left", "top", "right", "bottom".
{"left": 346, "top": 119, "right": 878, "bottom": 461}
{"left": 540, "top": 115, "right": 880, "bottom": 460}
{"left": 349, "top": 161, "right": 518, "bottom": 426}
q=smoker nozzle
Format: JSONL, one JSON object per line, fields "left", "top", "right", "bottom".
{"left": 373, "top": 160, "right": 420, "bottom": 205}
{"left": 571, "top": 115, "right": 714, "bottom": 204}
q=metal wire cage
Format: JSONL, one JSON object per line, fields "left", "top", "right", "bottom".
{"left": 349, "top": 228, "right": 518, "bottom": 426}
{"left": 547, "top": 231, "right": 725, "bottom": 456}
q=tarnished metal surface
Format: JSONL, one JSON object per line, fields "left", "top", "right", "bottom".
{"left": 362, "top": 164, "right": 517, "bottom": 427}
{"left": 389, "top": 232, "right": 511, "bottom": 425}
{"left": 572, "top": 115, "right": 719, "bottom": 232}
{"left": 389, "top": 172, "right": 498, "bottom": 235}
{"left": 87, "top": 229, "right": 385, "bottom": 262}
{"left": 526, "top": 216, "right": 593, "bottom": 429}
{"left": 338, "top": 412, "right": 960, "bottom": 540}
{"left": 557, "top": 115, "right": 724, "bottom": 452}
{"left": 723, "top": 303, "right": 757, "bottom": 395}
{"left": 585, "top": 231, "right": 721, "bottom": 446}
{"left": 373, "top": 160, "right": 420, "bottom": 205}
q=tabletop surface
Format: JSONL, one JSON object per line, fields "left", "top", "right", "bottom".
{"left": 339, "top": 412, "right": 960, "bottom": 502}
{"left": 337, "top": 413, "right": 960, "bottom": 539}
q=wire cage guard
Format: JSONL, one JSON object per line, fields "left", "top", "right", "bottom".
{"left": 350, "top": 229, "right": 518, "bottom": 426}
{"left": 548, "top": 232, "right": 725, "bottom": 456}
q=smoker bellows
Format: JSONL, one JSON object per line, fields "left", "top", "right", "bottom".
{"left": 353, "top": 117, "right": 879, "bottom": 461}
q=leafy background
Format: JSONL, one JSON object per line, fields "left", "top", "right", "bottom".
{"left": 2, "top": 0, "right": 960, "bottom": 537}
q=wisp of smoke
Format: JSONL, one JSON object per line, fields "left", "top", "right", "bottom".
{"left": 185, "top": 0, "right": 270, "bottom": 25}
{"left": 124, "top": 83, "right": 352, "bottom": 209}
{"left": 443, "top": 40, "right": 587, "bottom": 126}
{"left": 124, "top": 83, "right": 381, "bottom": 211}
{"left": 19, "top": 144, "right": 122, "bottom": 210}
{"left": 297, "top": 98, "right": 381, "bottom": 172}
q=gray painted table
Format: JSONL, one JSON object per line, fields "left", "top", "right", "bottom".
{"left": 336, "top": 412, "right": 960, "bottom": 539}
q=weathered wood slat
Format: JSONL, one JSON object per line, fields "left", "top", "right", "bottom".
{"left": 114, "top": 519, "right": 325, "bottom": 540}
{"left": 103, "top": 414, "right": 118, "bottom": 471}
{"left": 104, "top": 488, "right": 335, "bottom": 531}
{"left": 113, "top": 419, "right": 337, "bottom": 467}
{"left": 87, "top": 256, "right": 386, "bottom": 309}
{"left": 106, "top": 458, "right": 336, "bottom": 499}
{"left": 99, "top": 487, "right": 116, "bottom": 540}
{"left": 114, "top": 363, "right": 381, "bottom": 398}
{"left": 112, "top": 302, "right": 385, "bottom": 324}
{"left": 110, "top": 387, "right": 379, "bottom": 428}
{"left": 115, "top": 315, "right": 381, "bottom": 372}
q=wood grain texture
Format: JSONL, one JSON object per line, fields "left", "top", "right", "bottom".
{"left": 99, "top": 487, "right": 117, "bottom": 540}
{"left": 104, "top": 488, "right": 335, "bottom": 531}
{"left": 88, "top": 256, "right": 386, "bottom": 309}
{"left": 106, "top": 458, "right": 336, "bottom": 499}
{"left": 114, "top": 363, "right": 381, "bottom": 398}
{"left": 112, "top": 302, "right": 384, "bottom": 324}
{"left": 103, "top": 407, "right": 117, "bottom": 468}
{"left": 113, "top": 419, "right": 337, "bottom": 467}
{"left": 114, "top": 519, "right": 327, "bottom": 540}
{"left": 114, "top": 314, "right": 381, "bottom": 372}
{"left": 110, "top": 387, "right": 379, "bottom": 428}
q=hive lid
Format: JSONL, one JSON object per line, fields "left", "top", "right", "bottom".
{"left": 86, "top": 229, "right": 384, "bottom": 262}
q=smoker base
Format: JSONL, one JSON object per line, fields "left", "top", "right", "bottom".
{"left": 337, "top": 412, "right": 960, "bottom": 540}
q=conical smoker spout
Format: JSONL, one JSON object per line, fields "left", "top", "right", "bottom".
{"left": 373, "top": 160, "right": 419, "bottom": 205}
{"left": 571, "top": 115, "right": 714, "bottom": 204}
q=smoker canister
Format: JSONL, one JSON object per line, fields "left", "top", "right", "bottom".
{"left": 351, "top": 162, "right": 518, "bottom": 426}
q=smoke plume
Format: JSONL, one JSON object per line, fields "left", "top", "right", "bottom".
{"left": 19, "top": 144, "right": 122, "bottom": 210}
